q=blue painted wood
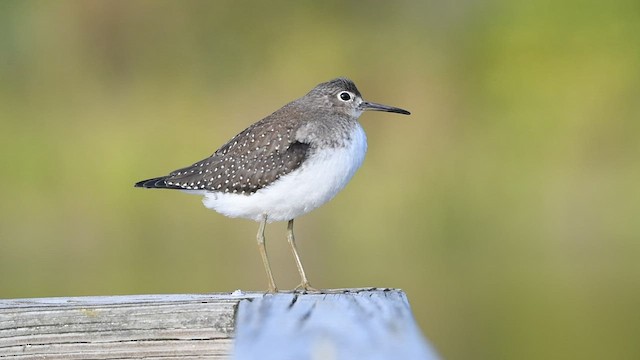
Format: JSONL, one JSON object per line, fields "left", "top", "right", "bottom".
{"left": 234, "top": 288, "right": 439, "bottom": 360}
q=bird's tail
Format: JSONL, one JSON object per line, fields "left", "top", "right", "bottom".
{"left": 134, "top": 176, "right": 181, "bottom": 189}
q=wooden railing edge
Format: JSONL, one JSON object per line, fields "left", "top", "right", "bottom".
{"left": 0, "top": 288, "right": 439, "bottom": 359}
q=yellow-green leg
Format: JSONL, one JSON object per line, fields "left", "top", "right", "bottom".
{"left": 257, "top": 214, "right": 277, "bottom": 292}
{"left": 287, "top": 219, "right": 319, "bottom": 292}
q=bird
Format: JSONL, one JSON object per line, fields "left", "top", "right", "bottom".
{"left": 135, "top": 78, "right": 410, "bottom": 292}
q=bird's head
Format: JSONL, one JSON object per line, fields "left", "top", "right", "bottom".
{"left": 305, "top": 77, "right": 410, "bottom": 119}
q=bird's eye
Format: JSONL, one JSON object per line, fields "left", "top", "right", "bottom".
{"left": 338, "top": 92, "right": 352, "bottom": 101}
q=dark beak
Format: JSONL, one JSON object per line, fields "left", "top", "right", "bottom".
{"left": 359, "top": 101, "right": 410, "bottom": 115}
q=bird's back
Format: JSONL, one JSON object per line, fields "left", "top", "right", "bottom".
{"left": 135, "top": 103, "right": 310, "bottom": 195}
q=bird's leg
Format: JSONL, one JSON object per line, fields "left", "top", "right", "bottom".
{"left": 257, "top": 214, "right": 277, "bottom": 293}
{"left": 287, "top": 219, "right": 319, "bottom": 293}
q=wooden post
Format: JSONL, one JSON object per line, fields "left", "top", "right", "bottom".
{"left": 0, "top": 288, "right": 438, "bottom": 359}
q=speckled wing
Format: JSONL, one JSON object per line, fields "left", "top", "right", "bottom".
{"left": 135, "top": 117, "right": 310, "bottom": 195}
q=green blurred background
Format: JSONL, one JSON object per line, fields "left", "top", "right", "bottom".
{"left": 1, "top": 1, "right": 639, "bottom": 358}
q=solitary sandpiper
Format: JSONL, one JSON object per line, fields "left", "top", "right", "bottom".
{"left": 135, "top": 78, "right": 410, "bottom": 292}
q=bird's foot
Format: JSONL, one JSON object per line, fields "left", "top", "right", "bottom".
{"left": 292, "top": 282, "right": 321, "bottom": 293}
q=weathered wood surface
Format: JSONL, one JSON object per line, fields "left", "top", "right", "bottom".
{"left": 234, "top": 288, "right": 438, "bottom": 360}
{"left": 0, "top": 288, "right": 438, "bottom": 360}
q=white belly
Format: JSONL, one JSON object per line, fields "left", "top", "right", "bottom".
{"left": 201, "top": 125, "right": 367, "bottom": 222}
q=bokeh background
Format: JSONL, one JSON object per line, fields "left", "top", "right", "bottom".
{"left": 1, "top": 1, "right": 639, "bottom": 359}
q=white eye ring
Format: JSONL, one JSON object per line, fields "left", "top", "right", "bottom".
{"left": 337, "top": 91, "right": 354, "bottom": 102}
